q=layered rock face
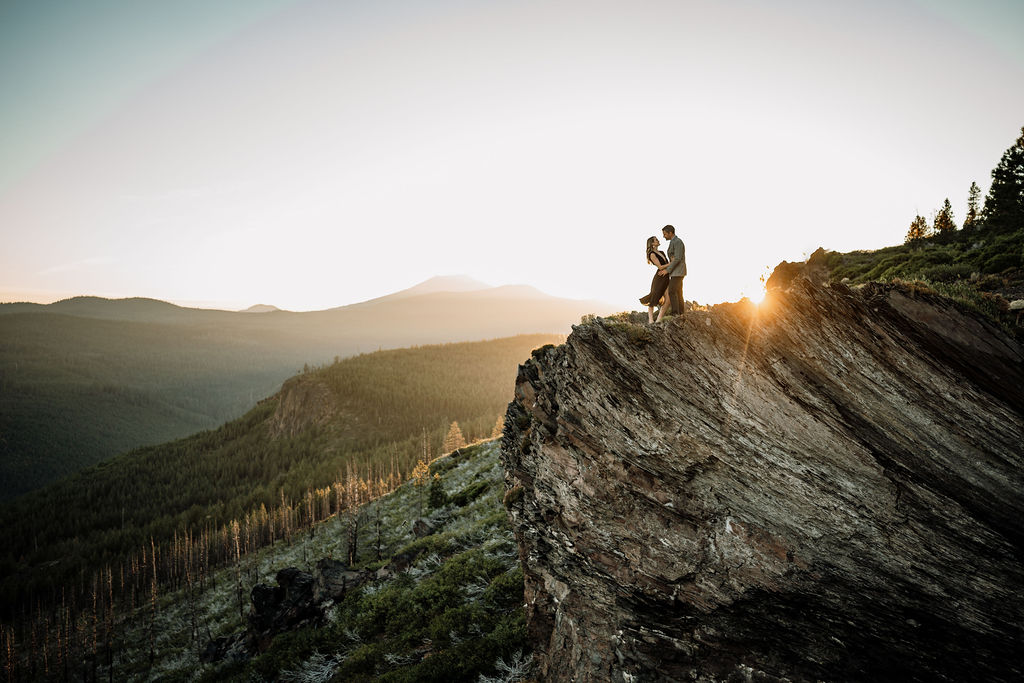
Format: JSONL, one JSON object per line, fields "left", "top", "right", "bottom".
{"left": 502, "top": 280, "right": 1024, "bottom": 682}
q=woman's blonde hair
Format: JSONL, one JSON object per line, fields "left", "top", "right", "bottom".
{"left": 645, "top": 236, "right": 658, "bottom": 263}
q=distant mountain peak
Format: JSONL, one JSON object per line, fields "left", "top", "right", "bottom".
{"left": 242, "top": 304, "right": 281, "bottom": 313}
{"left": 397, "top": 275, "right": 491, "bottom": 297}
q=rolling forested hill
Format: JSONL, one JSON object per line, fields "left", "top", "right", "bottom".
{"left": 0, "top": 333, "right": 561, "bottom": 622}
{"left": 0, "top": 312, "right": 300, "bottom": 500}
{"left": 0, "top": 278, "right": 608, "bottom": 499}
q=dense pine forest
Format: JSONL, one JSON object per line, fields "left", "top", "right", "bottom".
{"left": 0, "top": 283, "right": 604, "bottom": 500}
{"left": 0, "top": 311, "right": 302, "bottom": 500}
{"left": 0, "top": 334, "right": 560, "bottom": 632}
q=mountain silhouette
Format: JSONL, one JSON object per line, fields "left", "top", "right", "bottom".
{"left": 0, "top": 277, "right": 612, "bottom": 499}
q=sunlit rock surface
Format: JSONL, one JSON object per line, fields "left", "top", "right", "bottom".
{"left": 502, "top": 280, "right": 1024, "bottom": 682}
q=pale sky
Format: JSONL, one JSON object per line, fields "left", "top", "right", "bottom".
{"left": 2, "top": 0, "right": 1023, "bottom": 311}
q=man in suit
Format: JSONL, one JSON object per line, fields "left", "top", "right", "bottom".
{"left": 659, "top": 224, "right": 686, "bottom": 316}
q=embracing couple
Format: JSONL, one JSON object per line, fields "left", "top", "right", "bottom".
{"left": 640, "top": 224, "right": 686, "bottom": 324}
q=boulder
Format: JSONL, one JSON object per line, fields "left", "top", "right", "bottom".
{"left": 413, "top": 518, "right": 436, "bottom": 538}
{"left": 314, "top": 558, "right": 371, "bottom": 602}
{"left": 389, "top": 547, "right": 424, "bottom": 573}
{"left": 247, "top": 567, "right": 320, "bottom": 652}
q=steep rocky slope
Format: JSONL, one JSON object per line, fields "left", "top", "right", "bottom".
{"left": 502, "top": 279, "right": 1024, "bottom": 682}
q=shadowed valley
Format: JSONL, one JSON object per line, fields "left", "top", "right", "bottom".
{"left": 0, "top": 277, "right": 610, "bottom": 500}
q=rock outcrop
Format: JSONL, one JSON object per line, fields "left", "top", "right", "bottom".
{"left": 248, "top": 568, "right": 321, "bottom": 652}
{"left": 502, "top": 279, "right": 1024, "bottom": 682}
{"left": 201, "top": 549, "right": 426, "bottom": 664}
{"left": 765, "top": 247, "right": 831, "bottom": 292}
{"left": 202, "top": 562, "right": 372, "bottom": 663}
{"left": 314, "top": 558, "right": 372, "bottom": 604}
{"left": 269, "top": 375, "right": 341, "bottom": 438}
{"left": 200, "top": 567, "right": 323, "bottom": 663}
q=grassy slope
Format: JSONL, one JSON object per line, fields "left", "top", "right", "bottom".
{"left": 815, "top": 227, "right": 1024, "bottom": 336}
{"left": 103, "top": 441, "right": 529, "bottom": 683}
{"left": 824, "top": 228, "right": 1023, "bottom": 287}
{"left": 0, "top": 334, "right": 559, "bottom": 619}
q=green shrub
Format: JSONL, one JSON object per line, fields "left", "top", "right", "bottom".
{"left": 428, "top": 476, "right": 448, "bottom": 509}
{"left": 425, "top": 603, "right": 486, "bottom": 644}
{"left": 607, "top": 320, "right": 652, "bottom": 346}
{"left": 337, "top": 642, "right": 387, "bottom": 678}
{"left": 976, "top": 274, "right": 1006, "bottom": 291}
{"left": 393, "top": 534, "right": 455, "bottom": 565}
{"left": 919, "top": 263, "right": 972, "bottom": 282}
{"left": 483, "top": 568, "right": 525, "bottom": 609}
{"left": 331, "top": 547, "right": 526, "bottom": 682}
{"left": 929, "top": 282, "right": 1010, "bottom": 322}
{"left": 247, "top": 626, "right": 332, "bottom": 680}
{"left": 429, "top": 456, "right": 459, "bottom": 476}
{"left": 452, "top": 481, "right": 490, "bottom": 507}
{"left": 986, "top": 252, "right": 1021, "bottom": 273}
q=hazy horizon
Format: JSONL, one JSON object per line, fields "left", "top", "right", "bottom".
{"left": 0, "top": 273, "right": 611, "bottom": 312}
{"left": 3, "top": 0, "right": 1023, "bottom": 311}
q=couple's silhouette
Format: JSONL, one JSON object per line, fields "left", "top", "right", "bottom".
{"left": 640, "top": 224, "right": 686, "bottom": 324}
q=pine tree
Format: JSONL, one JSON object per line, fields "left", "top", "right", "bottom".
{"left": 231, "top": 520, "right": 242, "bottom": 619}
{"left": 963, "top": 181, "right": 981, "bottom": 231}
{"left": 982, "top": 126, "right": 1024, "bottom": 232}
{"left": 411, "top": 459, "right": 431, "bottom": 514}
{"left": 905, "top": 215, "right": 929, "bottom": 243}
{"left": 428, "top": 474, "right": 448, "bottom": 509}
{"left": 933, "top": 198, "right": 957, "bottom": 235}
{"left": 443, "top": 421, "right": 466, "bottom": 453}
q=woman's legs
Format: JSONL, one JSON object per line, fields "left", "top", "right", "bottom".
{"left": 649, "top": 302, "right": 667, "bottom": 323}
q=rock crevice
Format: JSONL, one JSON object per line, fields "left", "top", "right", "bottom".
{"left": 502, "top": 281, "right": 1024, "bottom": 682}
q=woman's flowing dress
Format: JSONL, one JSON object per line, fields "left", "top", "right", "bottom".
{"left": 640, "top": 251, "right": 669, "bottom": 306}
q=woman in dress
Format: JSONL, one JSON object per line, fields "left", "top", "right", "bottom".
{"left": 640, "top": 235, "right": 670, "bottom": 323}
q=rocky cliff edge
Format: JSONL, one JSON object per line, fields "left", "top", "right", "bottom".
{"left": 502, "top": 279, "right": 1024, "bottom": 682}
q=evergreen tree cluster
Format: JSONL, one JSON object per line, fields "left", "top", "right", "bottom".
{"left": 983, "top": 128, "right": 1024, "bottom": 232}
{"left": 905, "top": 127, "right": 1024, "bottom": 243}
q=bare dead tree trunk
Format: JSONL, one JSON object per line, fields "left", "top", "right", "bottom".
{"left": 42, "top": 615, "right": 50, "bottom": 679}
{"left": 149, "top": 539, "right": 157, "bottom": 667}
{"left": 375, "top": 500, "right": 383, "bottom": 562}
{"left": 91, "top": 574, "right": 98, "bottom": 682}
{"left": 3, "top": 623, "right": 15, "bottom": 683}
{"left": 106, "top": 566, "right": 114, "bottom": 683}
{"left": 232, "top": 520, "right": 243, "bottom": 620}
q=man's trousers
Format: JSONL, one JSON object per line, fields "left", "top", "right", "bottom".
{"left": 668, "top": 277, "right": 684, "bottom": 315}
